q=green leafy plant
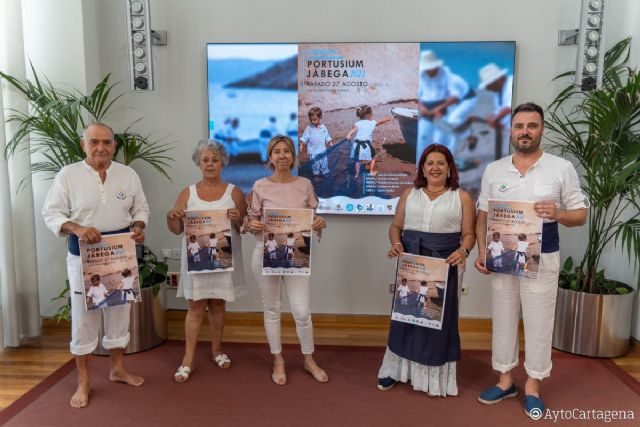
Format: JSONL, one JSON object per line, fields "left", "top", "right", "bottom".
{"left": 546, "top": 37, "right": 640, "bottom": 294}
{"left": 0, "top": 63, "right": 174, "bottom": 184}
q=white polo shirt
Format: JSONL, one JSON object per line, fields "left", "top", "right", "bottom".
{"left": 477, "top": 152, "right": 587, "bottom": 219}
{"left": 42, "top": 160, "right": 150, "bottom": 237}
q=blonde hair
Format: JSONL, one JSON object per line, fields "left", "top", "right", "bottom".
{"left": 266, "top": 135, "right": 297, "bottom": 170}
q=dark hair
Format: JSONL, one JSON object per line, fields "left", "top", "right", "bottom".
{"left": 268, "top": 232, "right": 275, "bottom": 239}
{"left": 414, "top": 144, "right": 459, "bottom": 190}
{"left": 356, "top": 105, "right": 372, "bottom": 119}
{"left": 209, "top": 233, "right": 215, "bottom": 238}
{"left": 492, "top": 231, "right": 501, "bottom": 238}
{"left": 512, "top": 102, "right": 544, "bottom": 122}
{"left": 287, "top": 232, "right": 294, "bottom": 237}
{"left": 420, "top": 280, "right": 427, "bottom": 286}
{"left": 190, "top": 235, "right": 196, "bottom": 240}
{"left": 90, "top": 274, "right": 100, "bottom": 281}
{"left": 308, "top": 107, "right": 322, "bottom": 119}
{"left": 122, "top": 268, "right": 131, "bottom": 277}
{"left": 518, "top": 233, "right": 527, "bottom": 241}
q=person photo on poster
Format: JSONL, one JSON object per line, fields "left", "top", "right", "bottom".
{"left": 485, "top": 199, "right": 542, "bottom": 279}
{"left": 79, "top": 233, "right": 141, "bottom": 311}
{"left": 391, "top": 253, "right": 450, "bottom": 330}
{"left": 184, "top": 209, "right": 234, "bottom": 274}
{"left": 262, "top": 208, "right": 313, "bottom": 276}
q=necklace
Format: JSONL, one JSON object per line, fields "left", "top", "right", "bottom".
{"left": 425, "top": 187, "right": 447, "bottom": 194}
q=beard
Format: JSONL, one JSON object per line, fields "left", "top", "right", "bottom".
{"left": 511, "top": 136, "right": 541, "bottom": 154}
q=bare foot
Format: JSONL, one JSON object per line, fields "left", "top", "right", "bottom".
{"left": 69, "top": 383, "right": 90, "bottom": 408}
{"left": 304, "top": 360, "right": 328, "bottom": 383}
{"left": 109, "top": 369, "right": 145, "bottom": 386}
{"left": 271, "top": 362, "right": 287, "bottom": 386}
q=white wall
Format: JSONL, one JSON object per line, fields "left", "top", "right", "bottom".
{"left": 21, "top": 0, "right": 640, "bottom": 335}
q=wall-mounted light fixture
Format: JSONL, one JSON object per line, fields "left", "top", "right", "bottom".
{"left": 558, "top": 0, "right": 607, "bottom": 91}
{"left": 125, "top": 0, "right": 153, "bottom": 90}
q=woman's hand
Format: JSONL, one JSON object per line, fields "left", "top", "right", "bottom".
{"left": 474, "top": 254, "right": 491, "bottom": 274}
{"left": 249, "top": 219, "right": 265, "bottom": 233}
{"left": 227, "top": 208, "right": 241, "bottom": 223}
{"left": 387, "top": 242, "right": 403, "bottom": 258}
{"left": 445, "top": 249, "right": 467, "bottom": 267}
{"left": 167, "top": 207, "right": 185, "bottom": 221}
{"left": 311, "top": 216, "right": 326, "bottom": 232}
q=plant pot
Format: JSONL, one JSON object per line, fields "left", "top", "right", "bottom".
{"left": 94, "top": 285, "right": 167, "bottom": 355}
{"left": 553, "top": 285, "right": 635, "bottom": 357}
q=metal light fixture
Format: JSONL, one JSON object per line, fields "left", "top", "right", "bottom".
{"left": 125, "top": 0, "right": 153, "bottom": 90}
{"left": 575, "top": 0, "right": 607, "bottom": 91}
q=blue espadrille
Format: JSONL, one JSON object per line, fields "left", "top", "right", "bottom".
{"left": 377, "top": 377, "right": 398, "bottom": 391}
{"left": 524, "top": 395, "right": 545, "bottom": 419}
{"left": 477, "top": 384, "right": 518, "bottom": 404}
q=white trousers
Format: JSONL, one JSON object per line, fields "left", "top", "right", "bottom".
{"left": 251, "top": 244, "right": 314, "bottom": 354}
{"left": 67, "top": 254, "right": 130, "bottom": 355}
{"left": 490, "top": 251, "right": 560, "bottom": 380}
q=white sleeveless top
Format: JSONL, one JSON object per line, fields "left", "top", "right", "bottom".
{"left": 403, "top": 188, "right": 462, "bottom": 233}
{"left": 178, "top": 184, "right": 247, "bottom": 301}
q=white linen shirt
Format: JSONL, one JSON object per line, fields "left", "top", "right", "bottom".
{"left": 477, "top": 152, "right": 587, "bottom": 220}
{"left": 42, "top": 160, "right": 150, "bottom": 237}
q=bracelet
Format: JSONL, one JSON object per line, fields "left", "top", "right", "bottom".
{"left": 458, "top": 248, "right": 469, "bottom": 257}
{"left": 392, "top": 243, "right": 403, "bottom": 246}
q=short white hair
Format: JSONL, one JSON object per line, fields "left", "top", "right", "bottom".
{"left": 192, "top": 140, "right": 229, "bottom": 166}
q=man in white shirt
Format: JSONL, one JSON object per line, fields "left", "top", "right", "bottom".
{"left": 474, "top": 103, "right": 587, "bottom": 418}
{"left": 42, "top": 123, "right": 149, "bottom": 409}
{"left": 417, "top": 50, "right": 471, "bottom": 158}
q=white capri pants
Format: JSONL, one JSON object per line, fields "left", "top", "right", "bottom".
{"left": 67, "top": 254, "right": 131, "bottom": 355}
{"left": 251, "top": 243, "right": 314, "bottom": 355}
{"left": 490, "top": 251, "right": 560, "bottom": 380}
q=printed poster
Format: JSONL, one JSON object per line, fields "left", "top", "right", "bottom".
{"left": 263, "top": 208, "right": 313, "bottom": 276}
{"left": 184, "top": 209, "right": 234, "bottom": 274}
{"left": 79, "top": 233, "right": 141, "bottom": 311}
{"left": 486, "top": 199, "right": 543, "bottom": 279}
{"left": 206, "top": 41, "right": 516, "bottom": 214}
{"left": 391, "top": 253, "right": 450, "bottom": 330}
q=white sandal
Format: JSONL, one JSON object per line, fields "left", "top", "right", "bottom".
{"left": 214, "top": 353, "right": 231, "bottom": 369}
{"left": 174, "top": 365, "right": 192, "bottom": 382}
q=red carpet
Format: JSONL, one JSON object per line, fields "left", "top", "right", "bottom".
{"left": 1, "top": 341, "right": 639, "bottom": 426}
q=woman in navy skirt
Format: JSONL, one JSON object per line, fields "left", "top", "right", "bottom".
{"left": 378, "top": 144, "right": 476, "bottom": 396}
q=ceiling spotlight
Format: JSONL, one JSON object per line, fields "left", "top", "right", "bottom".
{"left": 131, "top": 0, "right": 143, "bottom": 13}
{"left": 134, "top": 62, "right": 147, "bottom": 73}
{"left": 132, "top": 16, "right": 144, "bottom": 29}
{"left": 585, "top": 46, "right": 598, "bottom": 58}
{"left": 587, "top": 30, "right": 600, "bottom": 42}
{"left": 133, "top": 47, "right": 146, "bottom": 59}
{"left": 588, "top": 14, "right": 601, "bottom": 27}
{"left": 589, "top": 0, "right": 602, "bottom": 11}
{"left": 584, "top": 62, "right": 597, "bottom": 74}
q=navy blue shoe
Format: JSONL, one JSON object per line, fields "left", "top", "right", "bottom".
{"left": 477, "top": 384, "right": 518, "bottom": 404}
{"left": 377, "top": 377, "right": 398, "bottom": 391}
{"left": 524, "top": 395, "right": 544, "bottom": 419}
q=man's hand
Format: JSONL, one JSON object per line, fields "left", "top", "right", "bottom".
{"left": 533, "top": 200, "right": 558, "bottom": 221}
{"left": 131, "top": 225, "right": 145, "bottom": 244}
{"left": 75, "top": 226, "right": 102, "bottom": 244}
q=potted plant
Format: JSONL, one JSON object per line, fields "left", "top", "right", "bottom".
{"left": 1, "top": 65, "right": 174, "bottom": 353}
{"left": 545, "top": 38, "right": 640, "bottom": 357}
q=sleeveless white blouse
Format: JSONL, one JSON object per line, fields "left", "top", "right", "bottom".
{"left": 178, "top": 184, "right": 246, "bottom": 301}
{"left": 403, "top": 188, "right": 462, "bottom": 233}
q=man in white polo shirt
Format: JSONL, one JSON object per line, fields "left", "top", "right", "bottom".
{"left": 473, "top": 103, "right": 587, "bottom": 418}
{"left": 42, "top": 123, "right": 149, "bottom": 409}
